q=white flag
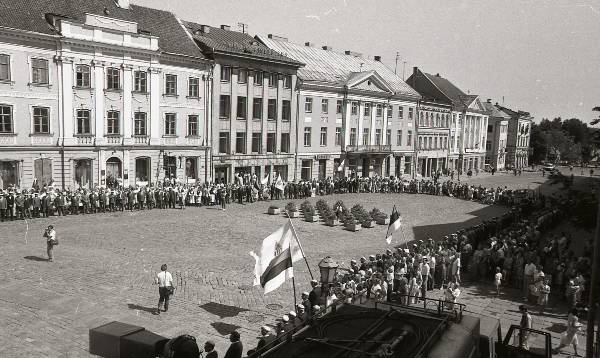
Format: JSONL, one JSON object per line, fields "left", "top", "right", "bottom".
{"left": 275, "top": 174, "right": 285, "bottom": 191}
{"left": 261, "top": 173, "right": 270, "bottom": 185}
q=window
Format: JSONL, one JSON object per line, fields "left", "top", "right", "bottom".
{"left": 0, "top": 54, "right": 10, "bottom": 81}
{"left": 303, "top": 127, "right": 311, "bottom": 146}
{"left": 219, "top": 132, "right": 230, "bottom": 153}
{"left": 335, "top": 127, "right": 342, "bottom": 146}
{"left": 134, "top": 112, "right": 147, "bottom": 136}
{"left": 350, "top": 128, "right": 357, "bottom": 146}
{"left": 436, "top": 114, "right": 440, "bottom": 127}
{"left": 351, "top": 102, "right": 358, "bottom": 115}
{"left": 376, "top": 104, "right": 382, "bottom": 117}
{"left": 487, "top": 124, "right": 493, "bottom": 133}
{"left": 76, "top": 65, "right": 90, "bottom": 88}
{"left": 443, "top": 137, "right": 448, "bottom": 149}
{"left": 238, "top": 69, "right": 247, "bottom": 84}
{"left": 320, "top": 127, "right": 327, "bottom": 146}
{"left": 106, "top": 67, "right": 120, "bottom": 90}
{"left": 428, "top": 137, "right": 432, "bottom": 149}
{"left": 31, "top": 58, "right": 49, "bottom": 85}
{"left": 404, "top": 156, "right": 412, "bottom": 175}
{"left": 321, "top": 99, "right": 328, "bottom": 114}
{"left": 221, "top": 66, "right": 231, "bottom": 82}
{"left": 301, "top": 159, "right": 312, "bottom": 180}
{"left": 237, "top": 96, "right": 247, "bottom": 120}
{"left": 282, "top": 100, "right": 291, "bottom": 121}
{"left": 33, "top": 107, "right": 49, "bottom": 134}
{"left": 375, "top": 129, "right": 382, "bottom": 145}
{"left": 266, "top": 132, "right": 276, "bottom": 152}
{"left": 165, "top": 74, "right": 177, "bottom": 95}
{"left": 134, "top": 70, "right": 147, "bottom": 92}
{"left": 76, "top": 109, "right": 91, "bottom": 135}
{"left": 408, "top": 107, "right": 414, "bottom": 120}
{"left": 235, "top": 132, "right": 246, "bottom": 154}
{"left": 283, "top": 75, "right": 291, "bottom": 89}
{"left": 364, "top": 103, "right": 371, "bottom": 116}
{"left": 305, "top": 97, "right": 313, "bottom": 113}
{"left": 267, "top": 99, "right": 277, "bottom": 120}
{"left": 362, "top": 128, "right": 369, "bottom": 145}
{"left": 486, "top": 141, "right": 492, "bottom": 151}
{"left": 406, "top": 130, "right": 412, "bottom": 147}
{"left": 254, "top": 71, "right": 263, "bottom": 86}
{"left": 107, "top": 111, "right": 119, "bottom": 135}
{"left": 253, "top": 98, "right": 263, "bottom": 119}
{"left": 252, "top": 132, "right": 262, "bottom": 153}
{"left": 188, "top": 115, "right": 198, "bottom": 136}
{"left": 268, "top": 73, "right": 277, "bottom": 87}
{"left": 219, "top": 95, "right": 231, "bottom": 119}
{"left": 164, "top": 113, "right": 176, "bottom": 135}
{"left": 0, "top": 105, "right": 12, "bottom": 133}
{"left": 281, "top": 133, "right": 290, "bottom": 153}
{"left": 418, "top": 137, "right": 423, "bottom": 149}
{"left": 336, "top": 100, "right": 343, "bottom": 114}
{"left": 434, "top": 137, "right": 438, "bottom": 149}
{"left": 387, "top": 106, "right": 392, "bottom": 119}
{"left": 188, "top": 77, "right": 199, "bottom": 97}
{"left": 397, "top": 130, "right": 402, "bottom": 146}
{"left": 386, "top": 129, "right": 391, "bottom": 145}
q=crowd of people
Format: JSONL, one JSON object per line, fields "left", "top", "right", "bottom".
{"left": 0, "top": 171, "right": 531, "bottom": 222}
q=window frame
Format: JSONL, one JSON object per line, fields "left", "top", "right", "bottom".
{"left": 235, "top": 131, "right": 246, "bottom": 154}
{"left": 251, "top": 132, "right": 262, "bottom": 153}
{"left": 376, "top": 104, "right": 383, "bottom": 117}
{"left": 221, "top": 66, "right": 231, "bottom": 82}
{"left": 106, "top": 110, "right": 120, "bottom": 135}
{"left": 282, "top": 100, "right": 291, "bottom": 121}
{"left": 303, "top": 127, "right": 312, "bottom": 147}
{"left": 237, "top": 69, "right": 248, "bottom": 84}
{"left": 397, "top": 130, "right": 402, "bottom": 146}
{"left": 268, "top": 73, "right": 277, "bottom": 87}
{"left": 219, "top": 132, "right": 230, "bottom": 154}
{"left": 350, "top": 128, "right": 357, "bottom": 146}
{"left": 133, "top": 70, "right": 148, "bottom": 93}
{"left": 336, "top": 100, "right": 343, "bottom": 114}
{"left": 75, "top": 64, "right": 91, "bottom": 88}
{"left": 252, "top": 97, "right": 263, "bottom": 120}
{"left": 165, "top": 74, "right": 178, "bottom": 96}
{"left": 321, "top": 99, "right": 329, "bottom": 114}
{"left": 188, "top": 77, "right": 200, "bottom": 98}
{"left": 219, "top": 95, "right": 231, "bottom": 119}
{"left": 236, "top": 96, "right": 247, "bottom": 120}
{"left": 133, "top": 112, "right": 147, "bottom": 136}
{"left": 0, "top": 104, "right": 13, "bottom": 133}
{"left": 364, "top": 103, "right": 371, "bottom": 117}
{"left": 76, "top": 109, "right": 92, "bottom": 135}
{"left": 187, "top": 115, "right": 199, "bottom": 137}
{"left": 32, "top": 106, "right": 50, "bottom": 134}
{"left": 31, "top": 58, "right": 49, "bottom": 85}
{"left": 305, "top": 97, "right": 313, "bottom": 113}
{"left": 0, "top": 54, "right": 10, "bottom": 82}
{"left": 106, "top": 67, "right": 120, "bottom": 90}
{"left": 164, "top": 113, "right": 177, "bottom": 136}
{"left": 283, "top": 75, "right": 292, "bottom": 89}
{"left": 280, "top": 132, "right": 290, "bottom": 153}
{"left": 254, "top": 71, "right": 263, "bottom": 86}
{"left": 266, "top": 132, "right": 276, "bottom": 153}
{"left": 351, "top": 102, "right": 358, "bottom": 115}
{"left": 267, "top": 99, "right": 277, "bottom": 120}
{"left": 320, "top": 127, "right": 327, "bottom": 146}
{"left": 362, "top": 128, "right": 369, "bottom": 145}
{"left": 335, "top": 127, "right": 342, "bottom": 146}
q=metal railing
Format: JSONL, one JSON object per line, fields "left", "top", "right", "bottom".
{"left": 377, "top": 294, "right": 466, "bottom": 323}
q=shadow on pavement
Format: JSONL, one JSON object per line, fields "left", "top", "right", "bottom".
{"left": 127, "top": 303, "right": 157, "bottom": 314}
{"left": 211, "top": 322, "right": 241, "bottom": 335}
{"left": 546, "top": 322, "right": 567, "bottom": 334}
{"left": 200, "top": 302, "right": 249, "bottom": 319}
{"left": 23, "top": 255, "right": 49, "bottom": 262}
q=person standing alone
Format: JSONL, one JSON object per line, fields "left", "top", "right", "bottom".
{"left": 43, "top": 225, "right": 58, "bottom": 262}
{"left": 155, "top": 264, "right": 174, "bottom": 314}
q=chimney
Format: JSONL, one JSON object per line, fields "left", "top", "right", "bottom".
{"left": 305, "top": 42, "right": 313, "bottom": 47}
{"left": 344, "top": 50, "right": 362, "bottom": 58}
{"left": 200, "top": 25, "right": 210, "bottom": 34}
{"left": 413, "top": 66, "right": 418, "bottom": 76}
{"left": 374, "top": 55, "right": 382, "bottom": 62}
{"left": 115, "top": 0, "right": 130, "bottom": 9}
{"left": 220, "top": 25, "right": 230, "bottom": 30}
{"left": 268, "top": 34, "right": 288, "bottom": 41}
{"left": 487, "top": 98, "right": 492, "bottom": 103}
{"left": 435, "top": 73, "right": 440, "bottom": 77}
{"left": 322, "top": 45, "right": 333, "bottom": 51}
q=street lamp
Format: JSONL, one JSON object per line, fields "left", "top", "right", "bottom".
{"left": 318, "top": 256, "right": 339, "bottom": 286}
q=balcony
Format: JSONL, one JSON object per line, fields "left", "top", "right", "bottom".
{"left": 345, "top": 144, "right": 392, "bottom": 154}
{"left": 76, "top": 136, "right": 95, "bottom": 145}
{"left": 105, "top": 136, "right": 123, "bottom": 145}
{"left": 133, "top": 136, "right": 149, "bottom": 145}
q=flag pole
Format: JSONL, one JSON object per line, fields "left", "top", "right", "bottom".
{"left": 289, "top": 239, "right": 298, "bottom": 308}
{"left": 286, "top": 216, "right": 315, "bottom": 280}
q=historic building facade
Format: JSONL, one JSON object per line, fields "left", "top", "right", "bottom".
{"left": 407, "top": 68, "right": 489, "bottom": 176}
{"left": 497, "top": 105, "right": 533, "bottom": 169}
{"left": 0, "top": 0, "right": 211, "bottom": 190}
{"left": 259, "top": 36, "right": 420, "bottom": 180}
{"left": 415, "top": 101, "right": 451, "bottom": 177}
{"left": 483, "top": 100, "right": 510, "bottom": 171}
{"left": 185, "top": 24, "right": 302, "bottom": 183}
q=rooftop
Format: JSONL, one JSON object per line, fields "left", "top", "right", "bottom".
{"left": 0, "top": 0, "right": 203, "bottom": 58}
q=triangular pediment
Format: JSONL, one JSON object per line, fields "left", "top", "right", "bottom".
{"left": 347, "top": 71, "right": 394, "bottom": 94}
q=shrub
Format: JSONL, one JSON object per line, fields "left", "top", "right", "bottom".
{"left": 351, "top": 204, "right": 368, "bottom": 222}
{"left": 300, "top": 200, "right": 311, "bottom": 212}
{"left": 342, "top": 211, "right": 356, "bottom": 226}
{"left": 370, "top": 207, "right": 388, "bottom": 221}
{"left": 302, "top": 201, "right": 316, "bottom": 216}
{"left": 268, "top": 205, "right": 280, "bottom": 210}
{"left": 316, "top": 199, "right": 328, "bottom": 212}
{"left": 334, "top": 200, "right": 346, "bottom": 212}
{"left": 285, "top": 202, "right": 298, "bottom": 212}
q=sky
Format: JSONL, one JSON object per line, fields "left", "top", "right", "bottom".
{"left": 136, "top": 0, "right": 600, "bottom": 123}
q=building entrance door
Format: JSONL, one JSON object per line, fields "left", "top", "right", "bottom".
{"left": 105, "top": 157, "right": 122, "bottom": 187}
{"left": 214, "top": 166, "right": 228, "bottom": 184}
{"left": 0, "top": 161, "right": 19, "bottom": 189}
{"left": 74, "top": 159, "right": 93, "bottom": 189}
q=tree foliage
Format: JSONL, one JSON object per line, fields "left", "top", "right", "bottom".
{"left": 531, "top": 115, "right": 597, "bottom": 164}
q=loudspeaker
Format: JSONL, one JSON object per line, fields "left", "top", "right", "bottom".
{"left": 89, "top": 321, "right": 144, "bottom": 358}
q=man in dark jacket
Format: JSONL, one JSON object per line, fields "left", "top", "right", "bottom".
{"left": 33, "top": 193, "right": 41, "bottom": 218}
{"left": 54, "top": 193, "right": 64, "bottom": 216}
{"left": 224, "top": 331, "right": 243, "bottom": 358}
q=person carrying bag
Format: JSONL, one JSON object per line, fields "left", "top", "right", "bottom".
{"left": 43, "top": 225, "right": 58, "bottom": 262}
{"left": 155, "top": 264, "right": 175, "bottom": 314}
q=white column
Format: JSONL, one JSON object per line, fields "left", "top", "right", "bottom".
{"left": 122, "top": 65, "right": 133, "bottom": 144}
{"left": 94, "top": 62, "right": 105, "bottom": 144}
{"left": 149, "top": 67, "right": 161, "bottom": 144}
{"left": 61, "top": 59, "right": 75, "bottom": 145}
{"left": 123, "top": 150, "right": 130, "bottom": 186}
{"left": 369, "top": 103, "right": 376, "bottom": 144}
{"left": 357, "top": 101, "right": 365, "bottom": 145}
{"left": 382, "top": 105, "right": 388, "bottom": 145}
{"left": 343, "top": 100, "right": 351, "bottom": 146}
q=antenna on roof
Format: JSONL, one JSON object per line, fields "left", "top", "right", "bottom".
{"left": 394, "top": 52, "right": 400, "bottom": 74}
{"left": 237, "top": 22, "right": 248, "bottom": 34}
{"left": 402, "top": 61, "right": 406, "bottom": 81}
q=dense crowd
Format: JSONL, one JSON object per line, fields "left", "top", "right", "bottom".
{"left": 0, "top": 172, "right": 529, "bottom": 221}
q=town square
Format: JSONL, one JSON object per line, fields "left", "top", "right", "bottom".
{"left": 0, "top": 0, "right": 598, "bottom": 357}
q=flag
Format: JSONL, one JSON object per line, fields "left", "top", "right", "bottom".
{"left": 337, "top": 158, "right": 345, "bottom": 172}
{"left": 386, "top": 206, "right": 402, "bottom": 244}
{"left": 275, "top": 174, "right": 285, "bottom": 191}
{"left": 261, "top": 173, "right": 270, "bottom": 185}
{"left": 250, "top": 220, "right": 304, "bottom": 294}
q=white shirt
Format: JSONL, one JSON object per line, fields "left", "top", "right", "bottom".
{"left": 156, "top": 271, "right": 173, "bottom": 287}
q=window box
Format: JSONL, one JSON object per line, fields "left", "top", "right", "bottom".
{"left": 345, "top": 222, "right": 361, "bottom": 232}
{"left": 325, "top": 218, "right": 339, "bottom": 227}
{"left": 268, "top": 206, "right": 281, "bottom": 215}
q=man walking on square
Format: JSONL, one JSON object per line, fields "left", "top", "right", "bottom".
{"left": 155, "top": 264, "right": 174, "bottom": 314}
{"left": 43, "top": 225, "right": 58, "bottom": 262}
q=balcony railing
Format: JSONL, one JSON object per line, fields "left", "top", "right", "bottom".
{"left": 76, "top": 136, "right": 95, "bottom": 145}
{"left": 133, "top": 136, "right": 149, "bottom": 145}
{"left": 345, "top": 144, "right": 391, "bottom": 153}
{"left": 105, "top": 136, "right": 123, "bottom": 145}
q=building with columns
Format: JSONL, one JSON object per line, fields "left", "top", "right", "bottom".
{"left": 184, "top": 23, "right": 302, "bottom": 183}
{"left": 496, "top": 104, "right": 533, "bottom": 169}
{"left": 0, "top": 0, "right": 212, "bottom": 190}
{"left": 407, "top": 68, "right": 489, "bottom": 176}
{"left": 483, "top": 100, "right": 510, "bottom": 171}
{"left": 259, "top": 36, "right": 420, "bottom": 180}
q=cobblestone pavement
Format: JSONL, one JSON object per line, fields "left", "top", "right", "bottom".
{"left": 0, "top": 185, "right": 587, "bottom": 357}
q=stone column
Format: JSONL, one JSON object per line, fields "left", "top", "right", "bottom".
{"left": 122, "top": 64, "right": 133, "bottom": 144}
{"left": 357, "top": 101, "right": 365, "bottom": 145}
{"left": 93, "top": 61, "right": 105, "bottom": 144}
{"left": 60, "top": 57, "right": 75, "bottom": 145}
{"left": 149, "top": 67, "right": 161, "bottom": 145}
{"left": 382, "top": 105, "right": 388, "bottom": 145}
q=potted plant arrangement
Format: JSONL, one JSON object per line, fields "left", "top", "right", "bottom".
{"left": 333, "top": 200, "right": 346, "bottom": 219}
{"left": 322, "top": 206, "right": 338, "bottom": 226}
{"left": 315, "top": 199, "right": 328, "bottom": 215}
{"left": 342, "top": 210, "right": 360, "bottom": 232}
{"left": 370, "top": 208, "right": 390, "bottom": 225}
{"left": 351, "top": 204, "right": 375, "bottom": 228}
{"left": 268, "top": 204, "right": 281, "bottom": 215}
{"left": 304, "top": 203, "right": 319, "bottom": 222}
{"left": 300, "top": 200, "right": 311, "bottom": 214}
{"left": 361, "top": 211, "right": 375, "bottom": 228}
{"left": 285, "top": 202, "right": 299, "bottom": 218}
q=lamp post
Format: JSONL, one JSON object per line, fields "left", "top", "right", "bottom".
{"left": 318, "top": 256, "right": 339, "bottom": 286}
